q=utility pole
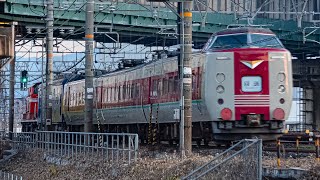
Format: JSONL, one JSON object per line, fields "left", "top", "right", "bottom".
{"left": 9, "top": 22, "right": 16, "bottom": 139}
{"left": 181, "top": 1, "right": 193, "bottom": 156}
{"left": 41, "top": 38, "right": 45, "bottom": 131}
{"left": 45, "top": 0, "right": 54, "bottom": 130}
{"left": 84, "top": 0, "right": 94, "bottom": 132}
{"left": 178, "top": 2, "right": 185, "bottom": 158}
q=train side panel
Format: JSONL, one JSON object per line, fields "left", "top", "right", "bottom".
{"left": 268, "top": 51, "right": 292, "bottom": 120}
{"left": 204, "top": 52, "right": 235, "bottom": 121}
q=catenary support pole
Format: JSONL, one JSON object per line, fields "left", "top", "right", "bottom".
{"left": 45, "top": 0, "right": 54, "bottom": 130}
{"left": 182, "top": 0, "right": 193, "bottom": 156}
{"left": 84, "top": 0, "right": 94, "bottom": 132}
{"left": 178, "top": 2, "right": 185, "bottom": 158}
{"left": 41, "top": 38, "right": 45, "bottom": 131}
{"left": 9, "top": 23, "right": 15, "bottom": 139}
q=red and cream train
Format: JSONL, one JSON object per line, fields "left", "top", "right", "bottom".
{"left": 22, "top": 27, "right": 292, "bottom": 142}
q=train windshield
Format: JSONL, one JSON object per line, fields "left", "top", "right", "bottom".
{"left": 207, "top": 33, "right": 283, "bottom": 50}
{"left": 249, "top": 34, "right": 283, "bottom": 48}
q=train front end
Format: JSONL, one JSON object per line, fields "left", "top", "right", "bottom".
{"left": 203, "top": 28, "right": 292, "bottom": 141}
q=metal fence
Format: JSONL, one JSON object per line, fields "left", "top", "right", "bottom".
{"left": 0, "top": 170, "right": 23, "bottom": 180}
{"left": 182, "top": 139, "right": 263, "bottom": 180}
{"left": 10, "top": 131, "right": 139, "bottom": 164}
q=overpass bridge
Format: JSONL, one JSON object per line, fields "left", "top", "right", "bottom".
{"left": 0, "top": 0, "right": 319, "bottom": 56}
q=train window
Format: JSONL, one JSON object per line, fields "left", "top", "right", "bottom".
{"left": 123, "top": 85, "right": 126, "bottom": 100}
{"left": 76, "top": 93, "right": 79, "bottom": 106}
{"left": 192, "top": 74, "right": 197, "bottom": 91}
{"left": 112, "top": 87, "right": 114, "bottom": 102}
{"left": 112, "top": 87, "right": 117, "bottom": 102}
{"left": 118, "top": 86, "right": 121, "bottom": 101}
{"left": 126, "top": 84, "right": 129, "bottom": 100}
{"left": 241, "top": 76, "right": 262, "bottom": 92}
{"left": 152, "top": 79, "right": 158, "bottom": 97}
{"left": 157, "top": 80, "right": 162, "bottom": 96}
{"left": 169, "top": 77, "right": 174, "bottom": 92}
{"left": 174, "top": 76, "right": 179, "bottom": 92}
{"left": 109, "top": 87, "right": 111, "bottom": 102}
{"left": 209, "top": 33, "right": 283, "bottom": 50}
{"left": 163, "top": 78, "right": 168, "bottom": 95}
{"left": 249, "top": 34, "right": 283, "bottom": 48}
{"left": 130, "top": 84, "right": 134, "bottom": 99}
{"left": 72, "top": 92, "right": 75, "bottom": 107}
{"left": 135, "top": 83, "right": 140, "bottom": 97}
{"left": 105, "top": 88, "right": 108, "bottom": 102}
{"left": 74, "top": 93, "right": 77, "bottom": 105}
{"left": 96, "top": 88, "right": 99, "bottom": 103}
{"left": 210, "top": 34, "right": 247, "bottom": 49}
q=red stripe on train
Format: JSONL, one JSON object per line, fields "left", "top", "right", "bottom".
{"left": 233, "top": 49, "right": 270, "bottom": 120}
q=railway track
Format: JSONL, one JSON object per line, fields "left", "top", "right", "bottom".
{"left": 143, "top": 135, "right": 319, "bottom": 156}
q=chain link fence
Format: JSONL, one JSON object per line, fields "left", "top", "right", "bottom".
{"left": 182, "top": 139, "right": 262, "bottom": 180}
{"left": 10, "top": 131, "right": 139, "bottom": 165}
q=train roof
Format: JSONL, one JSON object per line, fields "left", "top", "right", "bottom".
{"left": 215, "top": 27, "right": 275, "bottom": 36}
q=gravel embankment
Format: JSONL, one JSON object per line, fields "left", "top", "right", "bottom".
{"left": 0, "top": 146, "right": 319, "bottom": 180}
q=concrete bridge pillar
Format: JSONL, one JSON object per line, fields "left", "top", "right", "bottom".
{"left": 303, "top": 88, "right": 314, "bottom": 130}
{"left": 313, "top": 88, "right": 320, "bottom": 131}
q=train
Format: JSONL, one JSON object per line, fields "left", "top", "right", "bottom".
{"left": 21, "top": 27, "right": 293, "bottom": 143}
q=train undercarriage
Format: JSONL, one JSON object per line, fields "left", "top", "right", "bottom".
{"left": 38, "top": 120, "right": 283, "bottom": 144}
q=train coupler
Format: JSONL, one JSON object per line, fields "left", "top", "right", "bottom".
{"left": 218, "top": 121, "right": 233, "bottom": 130}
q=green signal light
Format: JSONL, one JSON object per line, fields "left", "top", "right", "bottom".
{"left": 22, "top": 78, "right": 27, "bottom": 83}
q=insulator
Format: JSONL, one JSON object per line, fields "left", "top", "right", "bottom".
{"left": 109, "top": 5, "right": 116, "bottom": 12}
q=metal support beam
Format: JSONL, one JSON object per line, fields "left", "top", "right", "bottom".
{"left": 45, "top": 0, "right": 54, "bottom": 130}
{"left": 84, "top": 0, "right": 94, "bottom": 132}
{"left": 8, "top": 24, "right": 15, "bottom": 138}
{"left": 181, "top": 1, "right": 193, "bottom": 156}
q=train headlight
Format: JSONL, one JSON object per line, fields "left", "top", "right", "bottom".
{"left": 277, "top": 73, "right": 286, "bottom": 82}
{"left": 216, "top": 73, "right": 225, "bottom": 83}
{"left": 278, "top": 85, "right": 285, "bottom": 93}
{"left": 216, "top": 85, "right": 225, "bottom": 94}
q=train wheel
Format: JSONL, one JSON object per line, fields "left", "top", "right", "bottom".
{"left": 169, "top": 139, "right": 173, "bottom": 146}
{"left": 196, "top": 139, "right": 201, "bottom": 147}
{"left": 204, "top": 139, "right": 209, "bottom": 146}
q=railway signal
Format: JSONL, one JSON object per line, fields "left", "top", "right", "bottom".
{"left": 20, "top": 70, "right": 28, "bottom": 90}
